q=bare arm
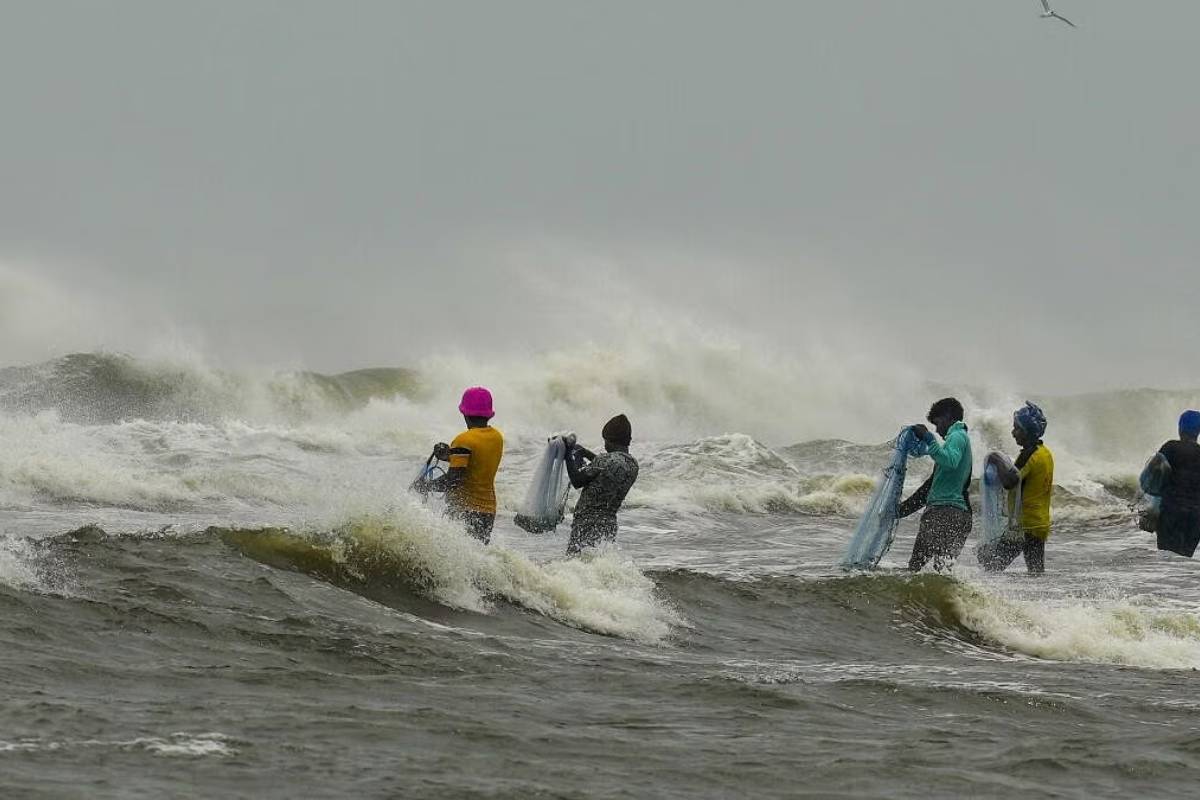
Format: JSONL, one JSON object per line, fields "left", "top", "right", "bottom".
{"left": 987, "top": 452, "right": 1021, "bottom": 491}
{"left": 427, "top": 446, "right": 470, "bottom": 493}
{"left": 897, "top": 475, "right": 933, "bottom": 518}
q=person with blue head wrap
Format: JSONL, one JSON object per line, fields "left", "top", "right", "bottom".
{"left": 1180, "top": 410, "right": 1200, "bottom": 438}
{"left": 1147, "top": 410, "right": 1200, "bottom": 557}
{"left": 977, "top": 401, "right": 1055, "bottom": 574}
{"left": 1014, "top": 402, "right": 1048, "bottom": 440}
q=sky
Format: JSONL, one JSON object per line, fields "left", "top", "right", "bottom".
{"left": 0, "top": 0, "right": 1196, "bottom": 393}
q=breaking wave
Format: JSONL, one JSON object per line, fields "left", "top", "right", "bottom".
{"left": 0, "top": 353, "right": 420, "bottom": 425}
{"left": 217, "top": 506, "right": 686, "bottom": 644}
{"left": 951, "top": 583, "right": 1200, "bottom": 670}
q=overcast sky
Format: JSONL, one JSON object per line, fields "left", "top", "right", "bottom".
{"left": 0, "top": 0, "right": 1196, "bottom": 393}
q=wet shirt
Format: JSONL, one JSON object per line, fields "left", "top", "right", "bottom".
{"left": 1014, "top": 443, "right": 1054, "bottom": 539}
{"left": 448, "top": 426, "right": 504, "bottom": 515}
{"left": 1159, "top": 439, "right": 1200, "bottom": 510}
{"left": 572, "top": 451, "right": 639, "bottom": 520}
{"left": 920, "top": 422, "right": 973, "bottom": 512}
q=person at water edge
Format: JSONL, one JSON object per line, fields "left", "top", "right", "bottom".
{"left": 1148, "top": 410, "right": 1200, "bottom": 558}
{"left": 897, "top": 398, "right": 973, "bottom": 571}
{"left": 563, "top": 414, "right": 639, "bottom": 556}
{"left": 421, "top": 387, "right": 504, "bottom": 544}
{"left": 977, "top": 402, "right": 1054, "bottom": 574}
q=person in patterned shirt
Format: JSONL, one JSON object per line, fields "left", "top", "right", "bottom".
{"left": 563, "top": 414, "right": 639, "bottom": 556}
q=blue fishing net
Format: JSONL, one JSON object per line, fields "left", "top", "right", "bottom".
{"left": 1136, "top": 453, "right": 1170, "bottom": 531}
{"left": 842, "top": 427, "right": 929, "bottom": 570}
{"left": 1140, "top": 453, "right": 1171, "bottom": 497}
{"left": 514, "top": 436, "right": 571, "bottom": 534}
{"left": 978, "top": 453, "right": 1020, "bottom": 548}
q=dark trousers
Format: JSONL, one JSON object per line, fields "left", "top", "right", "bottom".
{"left": 978, "top": 532, "right": 1045, "bottom": 574}
{"left": 449, "top": 510, "right": 495, "bottom": 544}
{"left": 1157, "top": 503, "right": 1200, "bottom": 558}
{"left": 566, "top": 513, "right": 618, "bottom": 556}
{"left": 908, "top": 505, "right": 972, "bottom": 572}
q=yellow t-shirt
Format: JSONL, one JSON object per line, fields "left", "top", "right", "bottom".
{"left": 447, "top": 426, "right": 504, "bottom": 515}
{"left": 1014, "top": 444, "right": 1054, "bottom": 539}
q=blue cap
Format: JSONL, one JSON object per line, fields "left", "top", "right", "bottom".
{"left": 1014, "top": 401, "right": 1047, "bottom": 439}
{"left": 1180, "top": 410, "right": 1200, "bottom": 437}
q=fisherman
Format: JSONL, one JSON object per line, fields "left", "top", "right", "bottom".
{"left": 977, "top": 402, "right": 1054, "bottom": 574}
{"left": 1149, "top": 410, "right": 1200, "bottom": 558}
{"left": 898, "top": 398, "right": 973, "bottom": 571}
{"left": 563, "top": 414, "right": 639, "bottom": 556}
{"left": 420, "top": 387, "right": 504, "bottom": 543}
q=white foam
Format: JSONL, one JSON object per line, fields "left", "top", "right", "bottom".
{"left": 0, "top": 413, "right": 200, "bottom": 510}
{"left": 137, "top": 733, "right": 235, "bottom": 757}
{"left": 0, "top": 732, "right": 234, "bottom": 757}
{"left": 952, "top": 584, "right": 1200, "bottom": 670}
{"left": 628, "top": 434, "right": 875, "bottom": 516}
{"left": 0, "top": 535, "right": 41, "bottom": 590}
{"left": 278, "top": 497, "right": 687, "bottom": 644}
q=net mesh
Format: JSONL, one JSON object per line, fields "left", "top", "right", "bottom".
{"left": 842, "top": 427, "right": 928, "bottom": 569}
{"left": 514, "top": 437, "right": 570, "bottom": 534}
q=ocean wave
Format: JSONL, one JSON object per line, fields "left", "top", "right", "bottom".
{"left": 630, "top": 434, "right": 877, "bottom": 516}
{"left": 950, "top": 584, "right": 1200, "bottom": 670}
{"left": 0, "top": 536, "right": 43, "bottom": 591}
{"left": 652, "top": 569, "right": 1200, "bottom": 671}
{"left": 0, "top": 349, "right": 1186, "bottom": 526}
{"left": 0, "top": 352, "right": 420, "bottom": 425}
{"left": 217, "top": 505, "right": 686, "bottom": 644}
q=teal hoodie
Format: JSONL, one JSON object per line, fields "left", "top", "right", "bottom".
{"left": 920, "top": 421, "right": 972, "bottom": 511}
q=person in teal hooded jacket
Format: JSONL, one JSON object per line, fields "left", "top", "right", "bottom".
{"left": 897, "top": 397, "right": 973, "bottom": 571}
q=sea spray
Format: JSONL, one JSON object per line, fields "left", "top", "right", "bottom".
{"left": 219, "top": 503, "right": 686, "bottom": 644}
{"left": 950, "top": 582, "right": 1200, "bottom": 670}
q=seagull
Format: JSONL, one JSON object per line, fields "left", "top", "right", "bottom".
{"left": 1039, "top": 0, "right": 1077, "bottom": 27}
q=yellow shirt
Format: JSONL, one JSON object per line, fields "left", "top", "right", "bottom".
{"left": 1014, "top": 444, "right": 1054, "bottom": 539}
{"left": 448, "top": 426, "right": 504, "bottom": 515}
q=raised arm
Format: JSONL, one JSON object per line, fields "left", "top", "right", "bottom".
{"left": 565, "top": 445, "right": 598, "bottom": 489}
{"left": 922, "top": 430, "right": 967, "bottom": 471}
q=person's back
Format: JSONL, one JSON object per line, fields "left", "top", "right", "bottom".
{"left": 1153, "top": 410, "right": 1200, "bottom": 558}
{"left": 1159, "top": 439, "right": 1200, "bottom": 509}
{"left": 447, "top": 425, "right": 504, "bottom": 517}
{"left": 420, "top": 386, "right": 505, "bottom": 544}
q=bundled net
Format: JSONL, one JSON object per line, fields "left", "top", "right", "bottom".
{"left": 978, "top": 453, "right": 1020, "bottom": 548}
{"left": 514, "top": 436, "right": 571, "bottom": 534}
{"left": 1136, "top": 452, "right": 1171, "bottom": 532}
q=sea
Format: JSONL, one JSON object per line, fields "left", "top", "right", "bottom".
{"left": 2, "top": 350, "right": 1200, "bottom": 799}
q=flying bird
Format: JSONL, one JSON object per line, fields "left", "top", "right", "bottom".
{"left": 1039, "top": 0, "right": 1077, "bottom": 27}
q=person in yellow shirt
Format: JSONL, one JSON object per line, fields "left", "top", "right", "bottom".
{"left": 421, "top": 386, "right": 504, "bottom": 543}
{"left": 978, "top": 402, "right": 1054, "bottom": 574}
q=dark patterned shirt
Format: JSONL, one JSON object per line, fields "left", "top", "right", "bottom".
{"left": 573, "top": 451, "right": 639, "bottom": 520}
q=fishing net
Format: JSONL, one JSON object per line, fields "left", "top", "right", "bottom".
{"left": 514, "top": 436, "right": 571, "bottom": 534}
{"left": 1136, "top": 453, "right": 1170, "bottom": 532}
{"left": 978, "top": 452, "right": 1020, "bottom": 548}
{"left": 411, "top": 454, "right": 445, "bottom": 490}
{"left": 842, "top": 427, "right": 929, "bottom": 569}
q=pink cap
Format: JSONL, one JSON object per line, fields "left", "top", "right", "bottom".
{"left": 458, "top": 386, "right": 495, "bottom": 419}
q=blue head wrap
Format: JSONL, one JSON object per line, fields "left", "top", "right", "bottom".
{"left": 1013, "top": 401, "right": 1047, "bottom": 440}
{"left": 1180, "top": 410, "right": 1200, "bottom": 437}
